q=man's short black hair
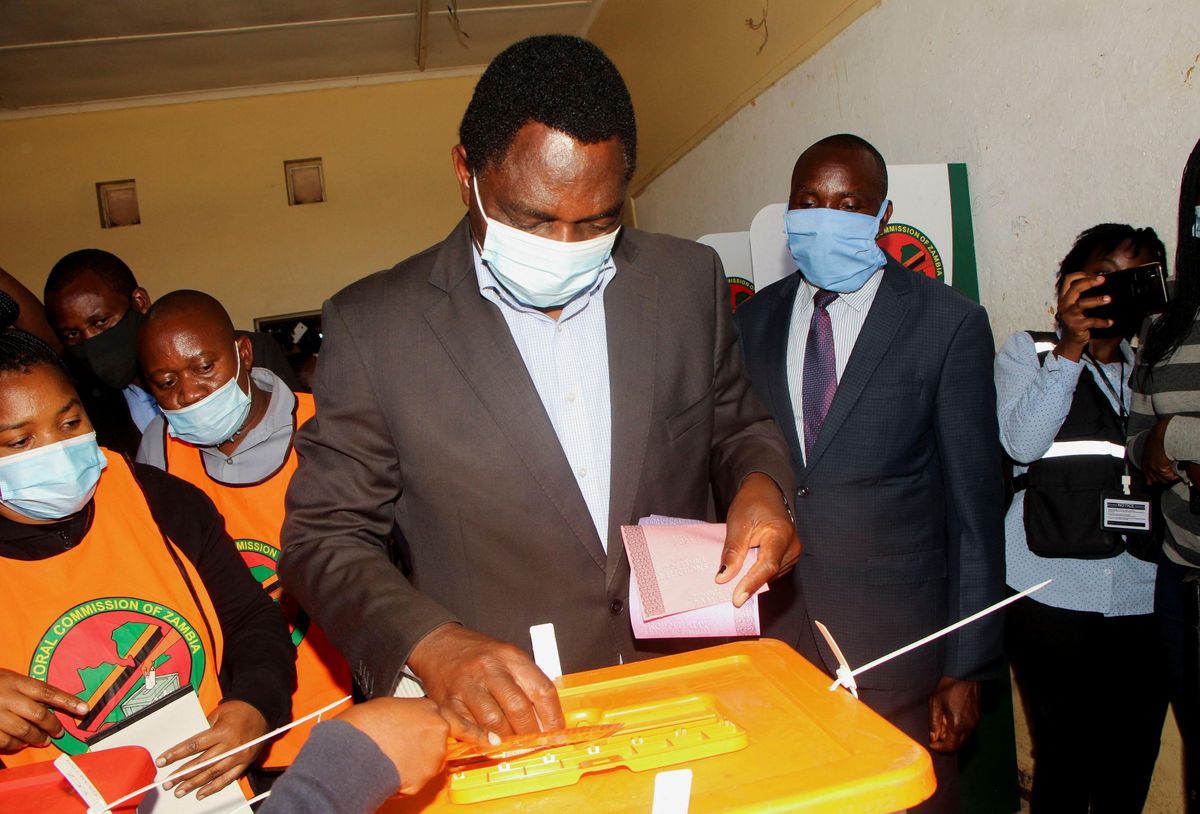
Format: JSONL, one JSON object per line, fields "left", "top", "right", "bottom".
{"left": 459, "top": 35, "right": 637, "bottom": 181}
{"left": 45, "top": 249, "right": 138, "bottom": 301}
{"left": 808, "top": 133, "right": 889, "bottom": 198}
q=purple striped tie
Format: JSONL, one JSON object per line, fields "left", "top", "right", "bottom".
{"left": 803, "top": 289, "right": 839, "bottom": 456}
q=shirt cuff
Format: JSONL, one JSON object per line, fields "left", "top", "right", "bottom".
{"left": 1043, "top": 349, "right": 1083, "bottom": 373}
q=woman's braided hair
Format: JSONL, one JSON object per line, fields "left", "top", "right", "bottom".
{"left": 0, "top": 291, "right": 66, "bottom": 374}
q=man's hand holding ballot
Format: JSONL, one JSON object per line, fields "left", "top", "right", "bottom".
{"left": 718, "top": 472, "right": 802, "bottom": 607}
{"left": 407, "top": 472, "right": 795, "bottom": 735}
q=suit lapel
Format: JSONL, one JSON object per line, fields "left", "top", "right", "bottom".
{"left": 761, "top": 274, "right": 806, "bottom": 475}
{"left": 804, "top": 261, "right": 911, "bottom": 472}
{"left": 603, "top": 235, "right": 656, "bottom": 588}
{"left": 423, "top": 218, "right": 607, "bottom": 570}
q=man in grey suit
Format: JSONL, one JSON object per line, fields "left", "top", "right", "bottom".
{"left": 735, "top": 135, "right": 1004, "bottom": 812}
{"left": 280, "top": 36, "right": 798, "bottom": 737}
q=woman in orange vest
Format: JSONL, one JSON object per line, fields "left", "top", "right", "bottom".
{"left": 0, "top": 294, "right": 295, "bottom": 802}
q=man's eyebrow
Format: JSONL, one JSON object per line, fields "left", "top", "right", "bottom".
{"left": 0, "top": 419, "right": 27, "bottom": 432}
{"left": 56, "top": 398, "right": 81, "bottom": 416}
{"left": 514, "top": 203, "right": 624, "bottom": 223}
{"left": 792, "top": 186, "right": 868, "bottom": 198}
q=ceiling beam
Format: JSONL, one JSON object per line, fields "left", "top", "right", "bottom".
{"left": 0, "top": 13, "right": 418, "bottom": 52}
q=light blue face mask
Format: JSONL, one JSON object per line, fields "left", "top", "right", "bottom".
{"left": 474, "top": 176, "right": 620, "bottom": 308}
{"left": 0, "top": 432, "right": 107, "bottom": 521}
{"left": 162, "top": 345, "right": 253, "bottom": 446}
{"left": 784, "top": 199, "right": 889, "bottom": 293}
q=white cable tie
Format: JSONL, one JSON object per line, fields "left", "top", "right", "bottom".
{"left": 847, "top": 580, "right": 1051, "bottom": 680}
{"left": 226, "top": 789, "right": 271, "bottom": 813}
{"left": 96, "top": 694, "right": 352, "bottom": 813}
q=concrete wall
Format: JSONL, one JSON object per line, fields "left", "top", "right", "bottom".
{"left": 0, "top": 74, "right": 478, "bottom": 330}
{"left": 589, "top": 0, "right": 878, "bottom": 194}
{"left": 633, "top": 0, "right": 1200, "bottom": 346}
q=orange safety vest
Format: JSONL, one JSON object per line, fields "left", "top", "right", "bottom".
{"left": 0, "top": 451, "right": 224, "bottom": 767}
{"left": 163, "top": 391, "right": 351, "bottom": 768}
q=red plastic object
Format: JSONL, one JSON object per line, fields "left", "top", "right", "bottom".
{"left": 0, "top": 745, "right": 155, "bottom": 813}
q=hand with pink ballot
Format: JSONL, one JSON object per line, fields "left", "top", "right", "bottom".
{"left": 717, "top": 473, "right": 801, "bottom": 606}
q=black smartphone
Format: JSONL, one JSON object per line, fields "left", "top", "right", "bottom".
{"left": 1085, "top": 262, "right": 1169, "bottom": 327}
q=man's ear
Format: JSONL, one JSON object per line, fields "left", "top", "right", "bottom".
{"left": 130, "top": 287, "right": 151, "bottom": 315}
{"left": 451, "top": 145, "right": 472, "bottom": 208}
{"left": 879, "top": 200, "right": 894, "bottom": 232}
{"left": 236, "top": 334, "right": 254, "bottom": 375}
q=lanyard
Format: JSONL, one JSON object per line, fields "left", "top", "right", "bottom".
{"left": 1083, "top": 349, "right": 1127, "bottom": 432}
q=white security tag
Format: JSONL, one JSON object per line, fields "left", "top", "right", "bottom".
{"left": 529, "top": 623, "right": 562, "bottom": 681}
{"left": 651, "top": 768, "right": 693, "bottom": 814}
{"left": 54, "top": 753, "right": 108, "bottom": 813}
{"left": 1102, "top": 496, "right": 1152, "bottom": 532}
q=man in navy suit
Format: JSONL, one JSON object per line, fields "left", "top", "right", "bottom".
{"left": 735, "top": 134, "right": 1004, "bottom": 812}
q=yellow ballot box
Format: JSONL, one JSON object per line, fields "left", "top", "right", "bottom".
{"left": 382, "top": 639, "right": 934, "bottom": 813}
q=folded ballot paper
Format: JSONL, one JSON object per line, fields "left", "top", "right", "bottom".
{"left": 88, "top": 685, "right": 247, "bottom": 814}
{"left": 622, "top": 517, "right": 766, "bottom": 639}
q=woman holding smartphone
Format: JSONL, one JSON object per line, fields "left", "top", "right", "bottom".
{"left": 1128, "top": 136, "right": 1200, "bottom": 811}
{"left": 999, "top": 223, "right": 1168, "bottom": 813}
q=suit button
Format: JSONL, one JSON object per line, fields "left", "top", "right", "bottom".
{"left": 609, "top": 599, "right": 624, "bottom": 615}
{"left": 797, "top": 486, "right": 810, "bottom": 498}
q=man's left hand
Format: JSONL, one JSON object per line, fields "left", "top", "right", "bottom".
{"left": 928, "top": 676, "right": 980, "bottom": 753}
{"left": 716, "top": 473, "right": 801, "bottom": 606}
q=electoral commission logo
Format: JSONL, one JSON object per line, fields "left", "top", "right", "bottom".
{"left": 878, "top": 223, "right": 944, "bottom": 281}
{"left": 28, "top": 596, "right": 207, "bottom": 754}
{"left": 728, "top": 276, "right": 755, "bottom": 311}
{"left": 236, "top": 538, "right": 310, "bottom": 649}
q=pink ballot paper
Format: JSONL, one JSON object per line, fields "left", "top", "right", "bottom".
{"left": 622, "top": 517, "right": 765, "bottom": 639}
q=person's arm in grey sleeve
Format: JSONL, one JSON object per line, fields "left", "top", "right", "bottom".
{"left": 258, "top": 721, "right": 400, "bottom": 814}
{"left": 259, "top": 696, "right": 467, "bottom": 814}
{"left": 279, "top": 299, "right": 458, "bottom": 698}
{"left": 704, "top": 247, "right": 795, "bottom": 511}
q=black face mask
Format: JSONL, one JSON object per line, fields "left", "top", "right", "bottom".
{"left": 64, "top": 309, "right": 142, "bottom": 390}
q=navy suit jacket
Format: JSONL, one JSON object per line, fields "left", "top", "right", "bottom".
{"left": 735, "top": 259, "right": 1005, "bottom": 691}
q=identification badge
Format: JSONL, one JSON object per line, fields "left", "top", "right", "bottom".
{"left": 1101, "top": 493, "right": 1152, "bottom": 534}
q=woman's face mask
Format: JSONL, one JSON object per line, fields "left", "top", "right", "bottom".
{"left": 0, "top": 432, "right": 107, "bottom": 521}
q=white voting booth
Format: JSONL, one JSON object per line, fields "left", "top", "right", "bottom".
{"left": 699, "top": 163, "right": 979, "bottom": 307}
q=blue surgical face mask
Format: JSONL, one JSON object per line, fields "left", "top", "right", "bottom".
{"left": 162, "top": 345, "right": 253, "bottom": 446}
{"left": 0, "top": 432, "right": 107, "bottom": 521}
{"left": 473, "top": 176, "right": 620, "bottom": 308}
{"left": 784, "top": 199, "right": 890, "bottom": 293}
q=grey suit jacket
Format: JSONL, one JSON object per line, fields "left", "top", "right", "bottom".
{"left": 280, "top": 218, "right": 794, "bottom": 697}
{"left": 735, "top": 260, "right": 1005, "bottom": 692}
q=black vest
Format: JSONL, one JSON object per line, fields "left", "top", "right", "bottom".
{"left": 1014, "top": 332, "right": 1128, "bottom": 558}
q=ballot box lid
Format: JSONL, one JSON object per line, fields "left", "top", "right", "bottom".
{"left": 385, "top": 639, "right": 935, "bottom": 813}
